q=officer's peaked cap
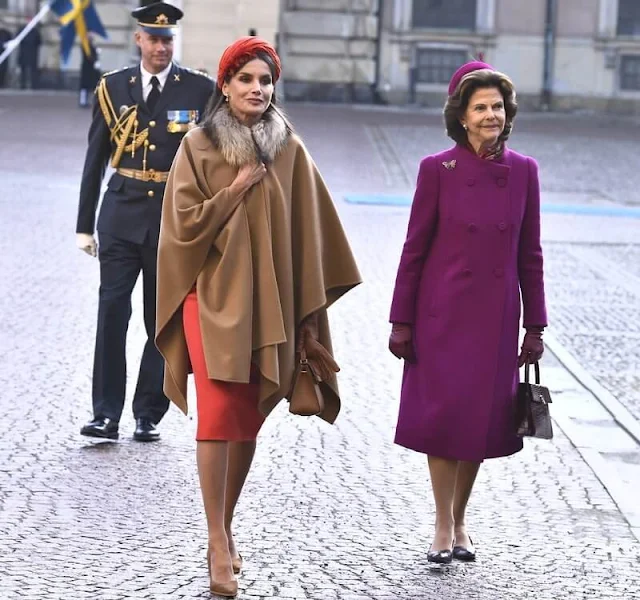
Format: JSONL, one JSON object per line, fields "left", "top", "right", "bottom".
{"left": 132, "top": 2, "right": 183, "bottom": 37}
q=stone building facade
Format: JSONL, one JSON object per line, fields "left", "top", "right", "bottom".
{"left": 378, "top": 0, "right": 640, "bottom": 112}
{"left": 1, "top": 0, "right": 639, "bottom": 113}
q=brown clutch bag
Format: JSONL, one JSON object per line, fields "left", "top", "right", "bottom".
{"left": 288, "top": 348, "right": 325, "bottom": 417}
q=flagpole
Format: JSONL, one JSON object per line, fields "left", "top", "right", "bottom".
{"left": 0, "top": 2, "right": 52, "bottom": 68}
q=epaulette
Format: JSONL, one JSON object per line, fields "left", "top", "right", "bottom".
{"left": 94, "top": 66, "right": 130, "bottom": 94}
{"left": 102, "top": 66, "right": 132, "bottom": 79}
{"left": 181, "top": 66, "right": 214, "bottom": 81}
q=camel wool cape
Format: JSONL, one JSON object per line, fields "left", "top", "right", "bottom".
{"left": 155, "top": 106, "right": 362, "bottom": 423}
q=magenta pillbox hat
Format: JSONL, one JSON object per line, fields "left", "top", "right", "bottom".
{"left": 448, "top": 61, "right": 494, "bottom": 96}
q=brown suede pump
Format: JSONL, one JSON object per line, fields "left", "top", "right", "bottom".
{"left": 231, "top": 553, "right": 243, "bottom": 575}
{"left": 206, "top": 549, "right": 238, "bottom": 598}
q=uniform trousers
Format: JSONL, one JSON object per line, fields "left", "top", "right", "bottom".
{"left": 92, "top": 232, "right": 170, "bottom": 423}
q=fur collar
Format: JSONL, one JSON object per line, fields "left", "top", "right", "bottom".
{"left": 206, "top": 104, "right": 291, "bottom": 167}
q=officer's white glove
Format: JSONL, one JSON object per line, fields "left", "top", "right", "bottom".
{"left": 76, "top": 233, "right": 97, "bottom": 257}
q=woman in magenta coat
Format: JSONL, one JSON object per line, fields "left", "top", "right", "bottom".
{"left": 388, "top": 62, "right": 547, "bottom": 564}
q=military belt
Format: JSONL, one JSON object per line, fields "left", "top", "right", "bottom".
{"left": 116, "top": 168, "right": 170, "bottom": 183}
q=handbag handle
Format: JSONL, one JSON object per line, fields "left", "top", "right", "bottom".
{"left": 524, "top": 361, "right": 541, "bottom": 385}
{"left": 299, "top": 347, "right": 320, "bottom": 382}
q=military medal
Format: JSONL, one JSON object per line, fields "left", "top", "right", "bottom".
{"left": 167, "top": 109, "right": 199, "bottom": 133}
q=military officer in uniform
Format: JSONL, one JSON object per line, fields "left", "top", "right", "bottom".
{"left": 76, "top": 2, "right": 214, "bottom": 441}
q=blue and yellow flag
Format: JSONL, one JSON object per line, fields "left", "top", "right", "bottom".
{"left": 49, "top": 0, "right": 108, "bottom": 64}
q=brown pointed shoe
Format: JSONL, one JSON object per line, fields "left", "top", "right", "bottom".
{"left": 231, "top": 553, "right": 243, "bottom": 575}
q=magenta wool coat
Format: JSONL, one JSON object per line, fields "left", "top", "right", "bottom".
{"left": 390, "top": 144, "right": 547, "bottom": 462}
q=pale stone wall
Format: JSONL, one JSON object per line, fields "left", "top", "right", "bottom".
{"left": 554, "top": 41, "right": 608, "bottom": 98}
{"left": 281, "top": 9, "right": 377, "bottom": 83}
{"left": 495, "top": 0, "right": 545, "bottom": 35}
{"left": 180, "top": 0, "right": 281, "bottom": 77}
{"left": 491, "top": 36, "right": 545, "bottom": 96}
{"left": 279, "top": 0, "right": 379, "bottom": 101}
{"left": 555, "top": 0, "right": 599, "bottom": 37}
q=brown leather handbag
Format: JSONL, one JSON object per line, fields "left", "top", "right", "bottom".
{"left": 288, "top": 348, "right": 325, "bottom": 417}
{"left": 515, "top": 361, "right": 554, "bottom": 440}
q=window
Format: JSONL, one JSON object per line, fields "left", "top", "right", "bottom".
{"left": 412, "top": 0, "right": 477, "bottom": 30}
{"left": 620, "top": 55, "right": 640, "bottom": 90}
{"left": 618, "top": 0, "right": 640, "bottom": 35}
{"left": 415, "top": 48, "right": 468, "bottom": 84}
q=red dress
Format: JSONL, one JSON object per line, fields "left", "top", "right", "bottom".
{"left": 182, "top": 290, "right": 265, "bottom": 442}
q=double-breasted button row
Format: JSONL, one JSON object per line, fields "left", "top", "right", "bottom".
{"left": 467, "top": 222, "right": 508, "bottom": 233}
{"left": 460, "top": 268, "right": 503, "bottom": 278}
{"left": 465, "top": 177, "right": 508, "bottom": 187}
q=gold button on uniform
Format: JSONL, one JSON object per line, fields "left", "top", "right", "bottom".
{"left": 149, "top": 120, "right": 156, "bottom": 127}
{"left": 147, "top": 190, "right": 155, "bottom": 197}
{"left": 149, "top": 144, "right": 156, "bottom": 151}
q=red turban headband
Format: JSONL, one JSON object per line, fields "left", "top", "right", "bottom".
{"left": 217, "top": 36, "right": 282, "bottom": 89}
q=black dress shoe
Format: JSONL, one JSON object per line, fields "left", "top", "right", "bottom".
{"left": 80, "top": 417, "right": 119, "bottom": 440}
{"left": 133, "top": 418, "right": 160, "bottom": 442}
{"left": 453, "top": 537, "right": 476, "bottom": 562}
{"left": 427, "top": 542, "right": 454, "bottom": 565}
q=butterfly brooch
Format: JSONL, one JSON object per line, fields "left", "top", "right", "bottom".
{"left": 442, "top": 160, "right": 457, "bottom": 170}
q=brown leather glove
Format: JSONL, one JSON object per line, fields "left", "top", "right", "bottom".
{"left": 297, "top": 313, "right": 339, "bottom": 382}
{"left": 518, "top": 328, "right": 544, "bottom": 367}
{"left": 388, "top": 323, "right": 416, "bottom": 363}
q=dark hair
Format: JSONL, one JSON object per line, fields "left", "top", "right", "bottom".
{"left": 201, "top": 51, "right": 290, "bottom": 139}
{"left": 443, "top": 69, "right": 518, "bottom": 153}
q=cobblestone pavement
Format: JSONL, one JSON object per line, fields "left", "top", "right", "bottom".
{"left": 0, "top": 93, "right": 639, "bottom": 599}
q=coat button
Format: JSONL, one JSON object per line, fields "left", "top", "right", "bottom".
{"left": 497, "top": 178, "right": 507, "bottom": 187}
{"left": 467, "top": 223, "right": 478, "bottom": 233}
{"left": 149, "top": 144, "right": 156, "bottom": 151}
{"left": 149, "top": 120, "right": 156, "bottom": 128}
{"left": 462, "top": 268, "right": 472, "bottom": 277}
{"left": 494, "top": 267, "right": 504, "bottom": 278}
{"left": 147, "top": 190, "right": 155, "bottom": 198}
{"left": 467, "top": 178, "right": 475, "bottom": 186}
{"left": 498, "top": 222, "right": 507, "bottom": 231}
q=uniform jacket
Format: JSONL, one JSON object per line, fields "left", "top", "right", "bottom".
{"left": 155, "top": 106, "right": 362, "bottom": 422}
{"left": 76, "top": 63, "right": 214, "bottom": 246}
{"left": 390, "top": 144, "right": 547, "bottom": 461}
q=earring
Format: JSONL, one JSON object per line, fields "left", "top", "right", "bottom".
{"left": 225, "top": 95, "right": 229, "bottom": 102}
{"left": 463, "top": 124, "right": 468, "bottom": 130}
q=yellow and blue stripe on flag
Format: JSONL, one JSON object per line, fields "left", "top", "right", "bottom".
{"left": 49, "top": 0, "right": 108, "bottom": 64}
